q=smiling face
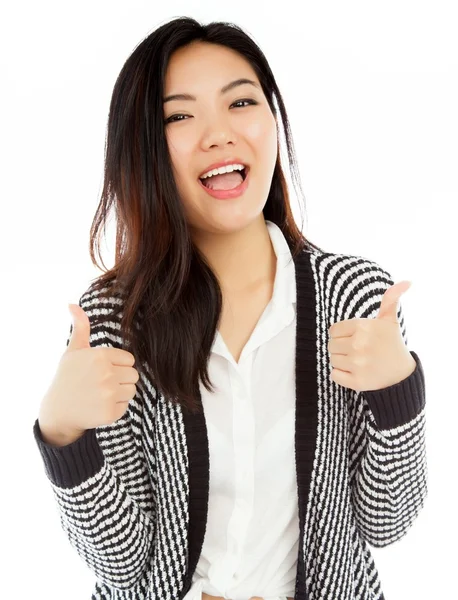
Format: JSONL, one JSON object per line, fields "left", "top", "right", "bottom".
{"left": 163, "top": 41, "right": 278, "bottom": 236}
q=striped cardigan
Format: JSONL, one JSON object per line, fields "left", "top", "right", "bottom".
{"left": 33, "top": 242, "right": 427, "bottom": 600}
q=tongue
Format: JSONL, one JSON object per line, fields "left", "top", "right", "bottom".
{"left": 202, "top": 171, "right": 243, "bottom": 190}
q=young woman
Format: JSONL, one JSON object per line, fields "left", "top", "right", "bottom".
{"left": 33, "top": 16, "right": 427, "bottom": 600}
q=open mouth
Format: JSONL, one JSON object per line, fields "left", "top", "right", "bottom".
{"left": 198, "top": 166, "right": 249, "bottom": 186}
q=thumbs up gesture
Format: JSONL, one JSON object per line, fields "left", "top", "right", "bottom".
{"left": 328, "top": 281, "right": 417, "bottom": 392}
{"left": 38, "top": 303, "right": 139, "bottom": 445}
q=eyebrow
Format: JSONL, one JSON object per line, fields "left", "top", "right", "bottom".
{"left": 163, "top": 78, "right": 260, "bottom": 104}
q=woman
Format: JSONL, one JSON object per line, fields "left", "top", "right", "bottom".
{"left": 33, "top": 16, "right": 427, "bottom": 600}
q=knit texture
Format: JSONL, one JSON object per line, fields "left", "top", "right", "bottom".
{"left": 33, "top": 242, "right": 427, "bottom": 600}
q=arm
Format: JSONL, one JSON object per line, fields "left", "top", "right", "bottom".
{"left": 346, "top": 263, "right": 428, "bottom": 547}
{"left": 33, "top": 285, "right": 156, "bottom": 590}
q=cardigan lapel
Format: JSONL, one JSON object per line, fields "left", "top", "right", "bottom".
{"left": 179, "top": 243, "right": 318, "bottom": 600}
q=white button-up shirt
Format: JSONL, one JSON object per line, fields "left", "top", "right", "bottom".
{"left": 184, "top": 220, "right": 299, "bottom": 600}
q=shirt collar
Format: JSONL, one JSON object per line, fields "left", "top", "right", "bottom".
{"left": 265, "top": 219, "right": 297, "bottom": 311}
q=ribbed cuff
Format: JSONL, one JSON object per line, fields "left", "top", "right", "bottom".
{"left": 363, "top": 351, "right": 426, "bottom": 430}
{"left": 33, "top": 418, "right": 105, "bottom": 489}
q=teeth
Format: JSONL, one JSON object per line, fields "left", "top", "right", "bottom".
{"left": 200, "top": 163, "right": 245, "bottom": 179}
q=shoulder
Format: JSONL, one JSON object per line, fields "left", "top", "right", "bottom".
{"left": 307, "top": 246, "right": 393, "bottom": 281}
{"left": 75, "top": 279, "right": 124, "bottom": 348}
{"left": 307, "top": 249, "right": 396, "bottom": 319}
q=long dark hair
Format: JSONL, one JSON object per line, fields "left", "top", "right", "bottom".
{"left": 86, "top": 16, "right": 325, "bottom": 415}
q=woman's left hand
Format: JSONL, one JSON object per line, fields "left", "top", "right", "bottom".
{"left": 328, "top": 280, "right": 417, "bottom": 393}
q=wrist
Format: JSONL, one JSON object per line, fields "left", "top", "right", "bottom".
{"left": 38, "top": 417, "right": 85, "bottom": 447}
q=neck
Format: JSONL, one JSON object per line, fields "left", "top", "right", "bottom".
{"left": 192, "top": 216, "right": 277, "bottom": 294}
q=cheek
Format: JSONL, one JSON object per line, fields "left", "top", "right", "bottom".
{"left": 242, "top": 115, "right": 277, "bottom": 156}
{"left": 243, "top": 119, "right": 268, "bottom": 141}
{"left": 166, "top": 136, "right": 194, "bottom": 185}
{"left": 167, "top": 133, "right": 193, "bottom": 163}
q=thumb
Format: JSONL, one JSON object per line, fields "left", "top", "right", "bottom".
{"left": 67, "top": 303, "right": 91, "bottom": 351}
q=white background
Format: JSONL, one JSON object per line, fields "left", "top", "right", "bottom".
{"left": 1, "top": 1, "right": 456, "bottom": 598}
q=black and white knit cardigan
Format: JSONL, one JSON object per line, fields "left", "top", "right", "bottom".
{"left": 33, "top": 242, "right": 427, "bottom": 600}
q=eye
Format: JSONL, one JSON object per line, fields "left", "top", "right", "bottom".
{"left": 231, "top": 98, "right": 258, "bottom": 109}
{"left": 164, "top": 98, "right": 258, "bottom": 124}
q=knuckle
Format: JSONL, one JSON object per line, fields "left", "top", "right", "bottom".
{"left": 101, "top": 385, "right": 115, "bottom": 402}
{"left": 93, "top": 348, "right": 107, "bottom": 365}
{"left": 351, "top": 338, "right": 360, "bottom": 351}
{"left": 100, "top": 369, "right": 113, "bottom": 387}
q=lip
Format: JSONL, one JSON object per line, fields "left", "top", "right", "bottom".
{"left": 198, "top": 165, "right": 250, "bottom": 200}
{"left": 197, "top": 157, "right": 249, "bottom": 179}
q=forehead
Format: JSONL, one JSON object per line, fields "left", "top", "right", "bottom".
{"left": 164, "top": 42, "right": 256, "bottom": 91}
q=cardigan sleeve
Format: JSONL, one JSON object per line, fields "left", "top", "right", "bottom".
{"left": 346, "top": 263, "right": 428, "bottom": 548}
{"left": 32, "top": 285, "right": 156, "bottom": 591}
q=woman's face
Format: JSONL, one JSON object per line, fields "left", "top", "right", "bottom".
{"left": 163, "top": 41, "right": 278, "bottom": 236}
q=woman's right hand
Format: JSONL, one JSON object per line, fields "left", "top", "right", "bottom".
{"left": 38, "top": 303, "right": 139, "bottom": 442}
